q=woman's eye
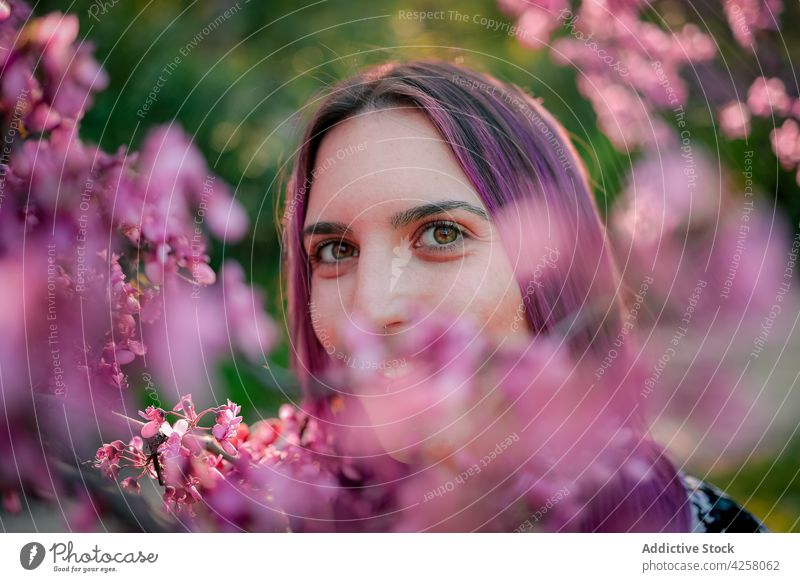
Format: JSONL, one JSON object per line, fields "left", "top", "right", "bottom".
{"left": 417, "top": 221, "right": 466, "bottom": 250}
{"left": 314, "top": 241, "right": 358, "bottom": 264}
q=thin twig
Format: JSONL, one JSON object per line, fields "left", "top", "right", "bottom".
{"left": 112, "top": 410, "right": 146, "bottom": 426}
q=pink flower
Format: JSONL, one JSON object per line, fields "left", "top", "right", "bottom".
{"left": 172, "top": 394, "right": 197, "bottom": 421}
{"left": 724, "top": 0, "right": 784, "bottom": 48}
{"left": 2, "top": 490, "right": 22, "bottom": 514}
{"left": 718, "top": 101, "right": 751, "bottom": 139}
{"left": 770, "top": 118, "right": 800, "bottom": 169}
{"left": 160, "top": 472, "right": 203, "bottom": 515}
{"left": 747, "top": 76, "right": 791, "bottom": 117}
{"left": 129, "top": 436, "right": 144, "bottom": 453}
{"left": 515, "top": 6, "right": 561, "bottom": 51}
{"left": 212, "top": 400, "right": 242, "bottom": 456}
{"left": 95, "top": 440, "right": 125, "bottom": 480}
{"left": 138, "top": 406, "right": 167, "bottom": 438}
{"left": 157, "top": 418, "right": 191, "bottom": 482}
{"left": 120, "top": 477, "right": 141, "bottom": 494}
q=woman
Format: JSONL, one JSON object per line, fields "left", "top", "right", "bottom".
{"left": 280, "top": 59, "right": 767, "bottom": 532}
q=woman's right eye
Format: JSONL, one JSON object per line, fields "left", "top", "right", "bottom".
{"left": 313, "top": 241, "right": 359, "bottom": 264}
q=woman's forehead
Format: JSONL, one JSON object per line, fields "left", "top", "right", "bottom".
{"left": 307, "top": 108, "right": 483, "bottom": 219}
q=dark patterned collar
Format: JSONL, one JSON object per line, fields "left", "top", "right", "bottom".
{"left": 681, "top": 472, "right": 770, "bottom": 532}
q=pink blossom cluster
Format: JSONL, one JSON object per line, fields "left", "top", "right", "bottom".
{"left": 95, "top": 306, "right": 693, "bottom": 532}
{"left": 501, "top": 0, "right": 800, "bottom": 182}
{"left": 501, "top": 3, "right": 800, "bottom": 468}
{"left": 96, "top": 396, "right": 263, "bottom": 515}
{"left": 96, "top": 394, "right": 341, "bottom": 531}
{"left": 721, "top": 76, "right": 800, "bottom": 185}
{"left": 611, "top": 143, "right": 800, "bottom": 468}
{"left": 0, "top": 0, "right": 275, "bottom": 520}
{"left": 501, "top": 0, "right": 716, "bottom": 149}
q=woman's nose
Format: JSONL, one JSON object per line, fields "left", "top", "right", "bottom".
{"left": 350, "top": 243, "right": 410, "bottom": 334}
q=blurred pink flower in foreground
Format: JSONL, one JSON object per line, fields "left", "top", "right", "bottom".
{"left": 611, "top": 139, "right": 800, "bottom": 469}
{"left": 95, "top": 304, "right": 692, "bottom": 532}
{"left": 0, "top": 0, "right": 275, "bottom": 522}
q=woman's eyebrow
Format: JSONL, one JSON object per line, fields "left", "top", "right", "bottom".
{"left": 390, "top": 200, "right": 489, "bottom": 228}
{"left": 302, "top": 200, "right": 489, "bottom": 240}
{"left": 302, "top": 221, "right": 351, "bottom": 239}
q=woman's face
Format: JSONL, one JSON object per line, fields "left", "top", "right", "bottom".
{"left": 303, "top": 107, "right": 529, "bottom": 365}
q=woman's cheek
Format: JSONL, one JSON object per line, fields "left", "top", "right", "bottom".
{"left": 309, "top": 289, "right": 340, "bottom": 356}
{"left": 472, "top": 265, "right": 526, "bottom": 338}
{"left": 492, "top": 290, "right": 527, "bottom": 338}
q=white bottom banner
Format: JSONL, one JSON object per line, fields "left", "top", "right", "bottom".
{"left": 1, "top": 533, "right": 798, "bottom": 581}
